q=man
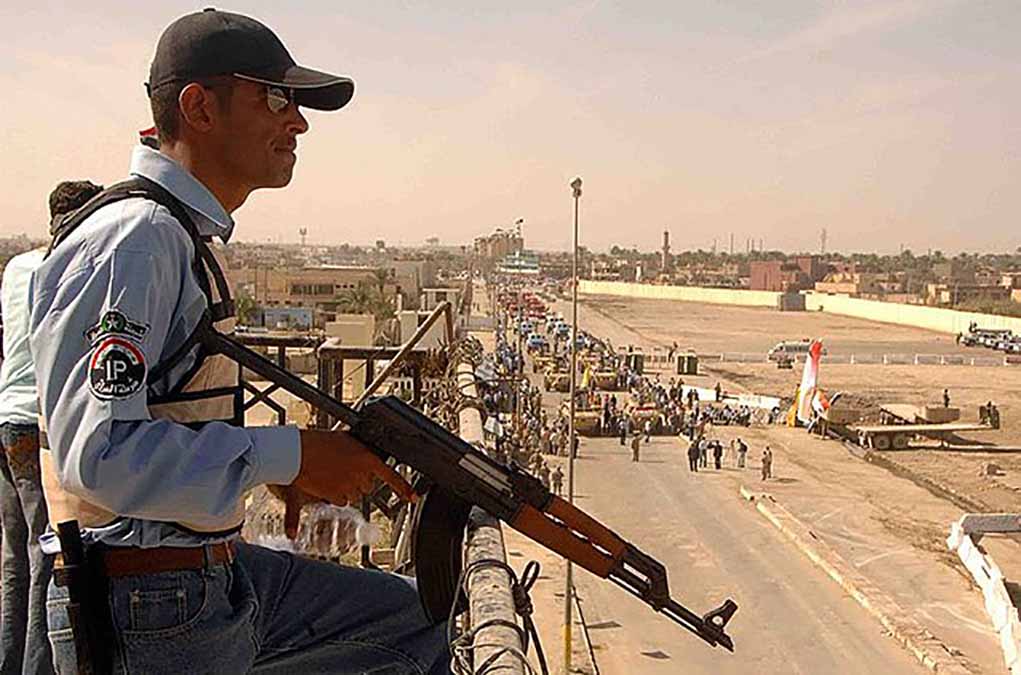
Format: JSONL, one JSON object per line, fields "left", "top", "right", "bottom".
{"left": 551, "top": 465, "right": 564, "bottom": 496}
{"left": 761, "top": 446, "right": 774, "bottom": 481}
{"left": 0, "top": 182, "right": 102, "bottom": 675}
{"left": 736, "top": 438, "right": 748, "bottom": 469}
{"left": 943, "top": 388, "right": 951, "bottom": 408}
{"left": 32, "top": 11, "right": 448, "bottom": 674}
{"left": 630, "top": 433, "right": 641, "bottom": 462}
{"left": 686, "top": 437, "right": 699, "bottom": 473}
{"left": 537, "top": 461, "right": 551, "bottom": 490}
{"left": 712, "top": 441, "right": 723, "bottom": 470}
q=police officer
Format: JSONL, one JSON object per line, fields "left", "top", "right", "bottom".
{"left": 31, "top": 10, "right": 449, "bottom": 674}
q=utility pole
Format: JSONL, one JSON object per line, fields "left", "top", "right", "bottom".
{"left": 564, "top": 176, "right": 583, "bottom": 674}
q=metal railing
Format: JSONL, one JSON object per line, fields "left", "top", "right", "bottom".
{"left": 237, "top": 333, "right": 323, "bottom": 425}
{"left": 236, "top": 295, "right": 527, "bottom": 673}
{"left": 690, "top": 351, "right": 1015, "bottom": 367}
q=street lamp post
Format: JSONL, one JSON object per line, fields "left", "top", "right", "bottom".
{"left": 564, "top": 176, "right": 582, "bottom": 673}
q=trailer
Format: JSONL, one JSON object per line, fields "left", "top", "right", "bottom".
{"left": 852, "top": 421, "right": 996, "bottom": 450}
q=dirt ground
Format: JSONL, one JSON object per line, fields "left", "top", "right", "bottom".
{"left": 583, "top": 294, "right": 1021, "bottom": 515}
{"left": 589, "top": 296, "right": 979, "bottom": 356}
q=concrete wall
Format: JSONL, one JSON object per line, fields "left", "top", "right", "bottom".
{"left": 579, "top": 280, "right": 781, "bottom": 307}
{"left": 804, "top": 292, "right": 1021, "bottom": 335}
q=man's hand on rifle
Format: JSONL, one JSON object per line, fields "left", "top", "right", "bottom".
{"left": 270, "top": 430, "right": 416, "bottom": 539}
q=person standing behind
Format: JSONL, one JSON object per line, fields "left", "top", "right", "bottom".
{"left": 761, "top": 446, "right": 773, "bottom": 481}
{"left": 687, "top": 437, "right": 699, "bottom": 472}
{"left": 736, "top": 438, "right": 748, "bottom": 469}
{"left": 0, "top": 180, "right": 101, "bottom": 675}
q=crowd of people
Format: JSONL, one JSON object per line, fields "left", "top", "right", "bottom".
{"left": 479, "top": 323, "right": 572, "bottom": 495}
{"left": 483, "top": 305, "right": 783, "bottom": 491}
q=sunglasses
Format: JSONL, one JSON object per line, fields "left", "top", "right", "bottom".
{"left": 265, "top": 86, "right": 296, "bottom": 114}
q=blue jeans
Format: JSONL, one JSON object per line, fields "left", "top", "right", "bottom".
{"left": 47, "top": 541, "right": 451, "bottom": 674}
{"left": 0, "top": 423, "right": 54, "bottom": 675}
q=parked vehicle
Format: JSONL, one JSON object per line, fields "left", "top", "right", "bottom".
{"left": 767, "top": 339, "right": 825, "bottom": 362}
{"left": 526, "top": 333, "right": 548, "bottom": 352}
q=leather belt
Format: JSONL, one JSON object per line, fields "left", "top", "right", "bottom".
{"left": 57, "top": 541, "right": 236, "bottom": 578}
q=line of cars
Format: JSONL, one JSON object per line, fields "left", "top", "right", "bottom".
{"left": 502, "top": 286, "right": 596, "bottom": 356}
{"left": 960, "top": 326, "right": 1021, "bottom": 353}
{"left": 518, "top": 313, "right": 579, "bottom": 354}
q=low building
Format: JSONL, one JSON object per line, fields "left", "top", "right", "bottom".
{"left": 385, "top": 259, "right": 437, "bottom": 310}
{"left": 230, "top": 265, "right": 397, "bottom": 327}
{"left": 261, "top": 306, "right": 313, "bottom": 330}
{"left": 749, "top": 260, "right": 819, "bottom": 292}
{"left": 814, "top": 271, "right": 881, "bottom": 296}
{"left": 926, "top": 283, "right": 1011, "bottom": 306}
{"left": 421, "top": 287, "right": 463, "bottom": 312}
{"left": 397, "top": 310, "right": 448, "bottom": 349}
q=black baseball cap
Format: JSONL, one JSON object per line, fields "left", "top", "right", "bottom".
{"left": 147, "top": 8, "right": 354, "bottom": 111}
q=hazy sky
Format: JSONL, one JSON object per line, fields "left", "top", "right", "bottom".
{"left": 3, "top": 1, "right": 1019, "bottom": 253}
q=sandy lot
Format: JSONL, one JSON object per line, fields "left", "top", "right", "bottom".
{"left": 582, "top": 294, "right": 1021, "bottom": 513}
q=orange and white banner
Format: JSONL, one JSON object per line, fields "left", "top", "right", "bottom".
{"left": 796, "top": 340, "right": 824, "bottom": 424}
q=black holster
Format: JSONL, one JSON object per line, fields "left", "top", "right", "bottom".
{"left": 53, "top": 520, "right": 114, "bottom": 675}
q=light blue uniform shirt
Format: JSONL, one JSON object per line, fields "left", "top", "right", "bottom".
{"left": 0, "top": 248, "right": 46, "bottom": 426}
{"left": 29, "top": 145, "right": 301, "bottom": 551}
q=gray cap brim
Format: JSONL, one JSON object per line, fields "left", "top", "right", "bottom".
{"left": 235, "top": 65, "right": 354, "bottom": 111}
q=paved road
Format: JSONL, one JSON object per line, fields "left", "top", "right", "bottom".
{"left": 566, "top": 435, "right": 926, "bottom": 674}
{"left": 528, "top": 299, "right": 927, "bottom": 673}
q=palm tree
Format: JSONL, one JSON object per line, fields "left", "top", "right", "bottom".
{"left": 337, "top": 282, "right": 396, "bottom": 326}
{"left": 235, "top": 291, "right": 258, "bottom": 326}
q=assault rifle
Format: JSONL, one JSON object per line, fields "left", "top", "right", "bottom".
{"left": 203, "top": 328, "right": 738, "bottom": 651}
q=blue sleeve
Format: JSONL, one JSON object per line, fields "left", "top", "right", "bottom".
{"left": 30, "top": 209, "right": 300, "bottom": 527}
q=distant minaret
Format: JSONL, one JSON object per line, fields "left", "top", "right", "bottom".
{"left": 820, "top": 228, "right": 827, "bottom": 255}
{"left": 299, "top": 227, "right": 308, "bottom": 247}
{"left": 661, "top": 229, "right": 671, "bottom": 272}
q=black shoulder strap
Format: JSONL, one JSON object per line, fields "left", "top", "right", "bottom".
{"left": 47, "top": 175, "right": 237, "bottom": 382}
{"left": 47, "top": 179, "right": 150, "bottom": 256}
{"left": 46, "top": 176, "right": 230, "bottom": 311}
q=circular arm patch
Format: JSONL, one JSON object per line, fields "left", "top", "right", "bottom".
{"left": 88, "top": 337, "right": 147, "bottom": 400}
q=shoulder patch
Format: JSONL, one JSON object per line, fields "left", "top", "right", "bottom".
{"left": 85, "top": 309, "right": 149, "bottom": 345}
{"left": 88, "top": 337, "right": 147, "bottom": 400}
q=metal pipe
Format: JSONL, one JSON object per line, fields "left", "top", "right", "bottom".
{"left": 458, "top": 356, "right": 526, "bottom": 675}
{"left": 353, "top": 301, "right": 453, "bottom": 409}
